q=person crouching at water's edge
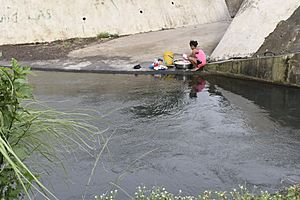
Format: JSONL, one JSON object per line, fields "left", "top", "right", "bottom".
{"left": 188, "top": 40, "right": 207, "bottom": 71}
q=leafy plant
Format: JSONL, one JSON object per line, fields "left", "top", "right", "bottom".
{"left": 0, "top": 59, "right": 105, "bottom": 199}
{"left": 0, "top": 59, "right": 44, "bottom": 199}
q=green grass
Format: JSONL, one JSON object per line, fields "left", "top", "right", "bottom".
{"left": 97, "top": 32, "right": 119, "bottom": 39}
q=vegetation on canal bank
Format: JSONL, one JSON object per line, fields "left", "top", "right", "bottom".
{"left": 96, "top": 185, "right": 300, "bottom": 200}
{"left": 97, "top": 32, "right": 120, "bottom": 39}
{"left": 0, "top": 60, "right": 104, "bottom": 199}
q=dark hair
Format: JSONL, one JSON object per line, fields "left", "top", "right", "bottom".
{"left": 190, "top": 40, "right": 198, "bottom": 47}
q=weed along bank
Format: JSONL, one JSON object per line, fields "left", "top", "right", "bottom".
{"left": 1, "top": 0, "right": 300, "bottom": 199}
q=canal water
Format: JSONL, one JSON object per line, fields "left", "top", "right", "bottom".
{"left": 29, "top": 72, "right": 300, "bottom": 199}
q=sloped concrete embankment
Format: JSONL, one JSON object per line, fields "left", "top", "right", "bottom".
{"left": 206, "top": 53, "right": 300, "bottom": 87}
{"left": 211, "top": 0, "right": 300, "bottom": 61}
{"left": 0, "top": 0, "right": 230, "bottom": 45}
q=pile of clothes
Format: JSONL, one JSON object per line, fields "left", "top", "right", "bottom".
{"left": 149, "top": 58, "right": 168, "bottom": 71}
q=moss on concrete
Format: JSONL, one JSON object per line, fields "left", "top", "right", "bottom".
{"left": 207, "top": 53, "right": 300, "bottom": 88}
{"left": 287, "top": 53, "right": 300, "bottom": 85}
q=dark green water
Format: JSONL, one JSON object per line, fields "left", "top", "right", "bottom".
{"left": 29, "top": 72, "right": 300, "bottom": 199}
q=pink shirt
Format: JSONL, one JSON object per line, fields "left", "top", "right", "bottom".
{"left": 196, "top": 49, "right": 207, "bottom": 68}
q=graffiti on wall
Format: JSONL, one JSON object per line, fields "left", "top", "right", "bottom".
{"left": 0, "top": 7, "right": 18, "bottom": 23}
{"left": 0, "top": 7, "right": 52, "bottom": 23}
{"left": 28, "top": 9, "right": 52, "bottom": 21}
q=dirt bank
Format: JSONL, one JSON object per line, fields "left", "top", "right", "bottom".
{"left": 0, "top": 38, "right": 107, "bottom": 61}
{"left": 255, "top": 6, "right": 300, "bottom": 56}
{"left": 225, "top": 0, "right": 244, "bottom": 18}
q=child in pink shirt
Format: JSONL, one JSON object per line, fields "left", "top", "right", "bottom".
{"left": 188, "top": 40, "right": 207, "bottom": 71}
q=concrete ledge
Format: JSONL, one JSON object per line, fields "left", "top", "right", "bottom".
{"left": 206, "top": 52, "right": 300, "bottom": 88}
{"left": 0, "top": 63, "right": 208, "bottom": 76}
{"left": 2, "top": 53, "right": 300, "bottom": 88}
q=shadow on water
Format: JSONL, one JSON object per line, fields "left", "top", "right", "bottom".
{"left": 207, "top": 76, "right": 300, "bottom": 129}
{"left": 129, "top": 75, "right": 230, "bottom": 118}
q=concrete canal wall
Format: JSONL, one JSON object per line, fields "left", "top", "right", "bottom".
{"left": 211, "top": 0, "right": 300, "bottom": 61}
{"left": 0, "top": 0, "right": 230, "bottom": 45}
{"left": 207, "top": 53, "right": 300, "bottom": 87}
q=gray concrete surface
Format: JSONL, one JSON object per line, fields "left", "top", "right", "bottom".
{"left": 68, "top": 21, "right": 230, "bottom": 68}
{"left": 0, "top": 21, "right": 230, "bottom": 72}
